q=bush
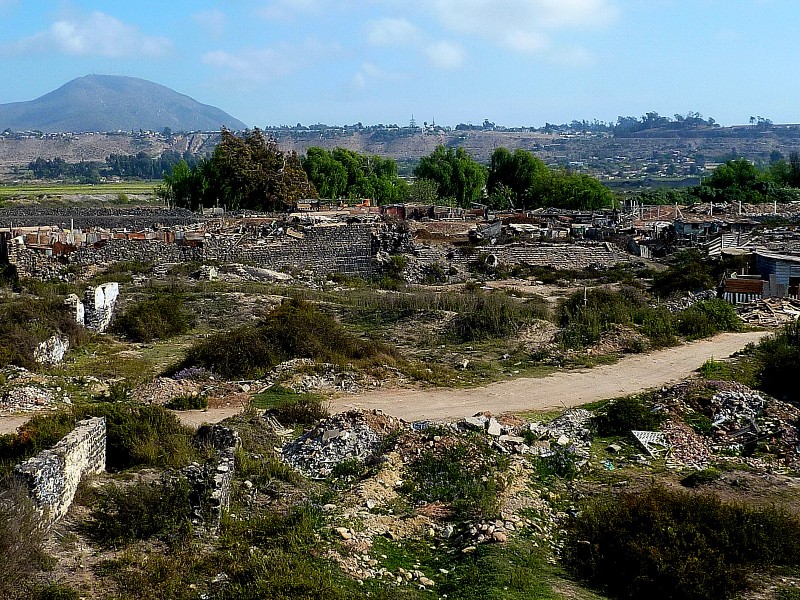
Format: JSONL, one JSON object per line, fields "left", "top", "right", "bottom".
{"left": 449, "top": 292, "right": 547, "bottom": 342}
{"left": 681, "top": 467, "right": 721, "bottom": 487}
{"left": 179, "top": 299, "right": 400, "bottom": 379}
{"left": 652, "top": 249, "right": 715, "bottom": 296}
{"left": 593, "top": 395, "right": 665, "bottom": 436}
{"left": 0, "top": 404, "right": 198, "bottom": 475}
{"left": 0, "top": 297, "right": 89, "bottom": 370}
{"left": 252, "top": 386, "right": 328, "bottom": 425}
{"left": 0, "top": 479, "right": 49, "bottom": 598}
{"left": 531, "top": 446, "right": 580, "bottom": 482}
{"left": 557, "top": 287, "right": 648, "bottom": 349}
{"left": 563, "top": 485, "right": 800, "bottom": 600}
{"left": 422, "top": 262, "right": 448, "bottom": 284}
{"left": 84, "top": 478, "right": 192, "bottom": 547}
{"left": 677, "top": 299, "right": 741, "bottom": 340}
{"left": 112, "top": 292, "right": 195, "bottom": 342}
{"left": 165, "top": 395, "right": 207, "bottom": 410}
{"left": 753, "top": 320, "right": 800, "bottom": 404}
{"left": 401, "top": 435, "right": 509, "bottom": 519}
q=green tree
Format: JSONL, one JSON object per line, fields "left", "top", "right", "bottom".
{"left": 414, "top": 146, "right": 487, "bottom": 207}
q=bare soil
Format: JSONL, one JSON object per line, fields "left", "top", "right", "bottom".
{"left": 331, "top": 331, "right": 768, "bottom": 421}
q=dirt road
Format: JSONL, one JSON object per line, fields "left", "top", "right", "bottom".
{"left": 0, "top": 331, "right": 768, "bottom": 435}
{"left": 332, "top": 331, "right": 768, "bottom": 421}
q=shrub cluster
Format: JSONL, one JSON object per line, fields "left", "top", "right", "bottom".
{"left": 557, "top": 288, "right": 740, "bottom": 350}
{"left": 563, "top": 485, "right": 800, "bottom": 600}
{"left": 592, "top": 395, "right": 665, "bottom": 436}
{"left": 165, "top": 395, "right": 207, "bottom": 411}
{"left": 448, "top": 291, "right": 548, "bottom": 342}
{"left": 252, "top": 385, "right": 328, "bottom": 425}
{"left": 400, "top": 434, "right": 509, "bottom": 519}
{"left": 112, "top": 291, "right": 196, "bottom": 342}
{"left": 0, "top": 297, "right": 88, "bottom": 370}
{"left": 179, "top": 299, "right": 400, "bottom": 379}
{"left": 0, "top": 404, "right": 198, "bottom": 475}
{"left": 84, "top": 478, "right": 192, "bottom": 547}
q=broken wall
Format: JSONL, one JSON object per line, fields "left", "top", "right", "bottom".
{"left": 14, "top": 417, "right": 106, "bottom": 524}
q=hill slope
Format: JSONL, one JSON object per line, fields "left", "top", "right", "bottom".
{"left": 0, "top": 75, "right": 247, "bottom": 133}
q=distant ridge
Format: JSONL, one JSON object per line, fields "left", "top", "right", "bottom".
{"left": 0, "top": 75, "right": 247, "bottom": 133}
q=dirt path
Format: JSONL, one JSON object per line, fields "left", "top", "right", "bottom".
{"left": 0, "top": 331, "right": 769, "bottom": 435}
{"left": 332, "top": 331, "right": 768, "bottom": 421}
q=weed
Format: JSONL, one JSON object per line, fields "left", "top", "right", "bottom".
{"left": 0, "top": 478, "right": 49, "bottom": 598}
{"left": 252, "top": 385, "right": 328, "bottom": 425}
{"left": 563, "top": 485, "right": 800, "bottom": 600}
{"left": 592, "top": 394, "right": 665, "bottom": 436}
{"left": 165, "top": 395, "right": 207, "bottom": 410}
{"left": 112, "top": 291, "right": 195, "bottom": 342}
{"left": 84, "top": 478, "right": 192, "bottom": 548}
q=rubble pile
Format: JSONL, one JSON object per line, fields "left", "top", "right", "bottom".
{"left": 711, "top": 390, "right": 766, "bottom": 431}
{"left": 281, "top": 410, "right": 407, "bottom": 478}
{"left": 663, "top": 289, "right": 718, "bottom": 313}
{"left": 525, "top": 409, "right": 593, "bottom": 454}
{"left": 736, "top": 298, "right": 800, "bottom": 326}
{"left": 662, "top": 419, "right": 712, "bottom": 469}
{"left": 0, "top": 385, "right": 59, "bottom": 415}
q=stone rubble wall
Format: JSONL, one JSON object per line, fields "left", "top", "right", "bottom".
{"left": 0, "top": 206, "right": 199, "bottom": 230}
{"left": 184, "top": 424, "right": 240, "bottom": 532}
{"left": 14, "top": 417, "right": 106, "bottom": 524}
{"left": 8, "top": 221, "right": 632, "bottom": 281}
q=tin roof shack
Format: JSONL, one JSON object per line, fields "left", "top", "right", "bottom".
{"left": 755, "top": 251, "right": 800, "bottom": 298}
{"left": 674, "top": 216, "right": 759, "bottom": 245}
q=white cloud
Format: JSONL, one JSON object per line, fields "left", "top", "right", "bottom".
{"left": 352, "top": 62, "right": 408, "bottom": 89}
{"left": 425, "top": 40, "right": 465, "bottom": 70}
{"left": 431, "top": 0, "right": 617, "bottom": 53}
{"left": 193, "top": 9, "right": 227, "bottom": 38}
{"left": 202, "top": 48, "right": 296, "bottom": 85}
{"left": 7, "top": 11, "right": 170, "bottom": 58}
{"left": 367, "top": 18, "right": 421, "bottom": 46}
{"left": 259, "top": 0, "right": 323, "bottom": 20}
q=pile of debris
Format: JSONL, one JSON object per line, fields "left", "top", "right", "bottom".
{"left": 0, "top": 385, "right": 60, "bottom": 415}
{"left": 736, "top": 298, "right": 800, "bottom": 326}
{"left": 281, "top": 410, "right": 407, "bottom": 478}
{"left": 663, "top": 289, "right": 718, "bottom": 313}
{"left": 524, "top": 409, "right": 593, "bottom": 455}
{"left": 711, "top": 390, "right": 766, "bottom": 431}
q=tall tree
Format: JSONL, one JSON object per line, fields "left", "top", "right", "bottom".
{"left": 414, "top": 146, "right": 487, "bottom": 207}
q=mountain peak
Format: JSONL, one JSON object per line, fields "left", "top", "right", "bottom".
{"left": 0, "top": 75, "right": 247, "bottom": 133}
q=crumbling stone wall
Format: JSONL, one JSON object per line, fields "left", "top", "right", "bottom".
{"left": 82, "top": 282, "right": 119, "bottom": 333}
{"left": 0, "top": 206, "right": 199, "bottom": 230}
{"left": 14, "top": 417, "right": 106, "bottom": 524}
{"left": 185, "top": 424, "right": 240, "bottom": 531}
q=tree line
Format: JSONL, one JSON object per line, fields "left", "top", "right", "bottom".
{"left": 632, "top": 153, "right": 800, "bottom": 205}
{"left": 25, "top": 151, "right": 200, "bottom": 183}
{"left": 159, "top": 134, "right": 618, "bottom": 211}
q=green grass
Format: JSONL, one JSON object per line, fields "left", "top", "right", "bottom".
{"left": 0, "top": 182, "right": 158, "bottom": 199}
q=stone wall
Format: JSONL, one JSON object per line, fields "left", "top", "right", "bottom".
{"left": 185, "top": 424, "right": 240, "bottom": 532}
{"left": 0, "top": 206, "right": 199, "bottom": 230}
{"left": 14, "top": 417, "right": 106, "bottom": 524}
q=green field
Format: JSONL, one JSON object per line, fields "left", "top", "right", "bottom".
{"left": 0, "top": 181, "right": 159, "bottom": 200}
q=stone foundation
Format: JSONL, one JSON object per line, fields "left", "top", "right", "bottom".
{"left": 14, "top": 417, "right": 106, "bottom": 524}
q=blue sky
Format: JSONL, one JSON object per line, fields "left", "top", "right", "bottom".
{"left": 0, "top": 1, "right": 796, "bottom": 128}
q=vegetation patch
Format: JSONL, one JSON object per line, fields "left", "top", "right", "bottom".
{"left": 252, "top": 385, "right": 328, "bottom": 426}
{"left": 178, "top": 298, "right": 400, "bottom": 379}
{"left": 592, "top": 394, "right": 665, "bottom": 436}
{"left": 112, "top": 291, "right": 195, "bottom": 342}
{"left": 563, "top": 485, "right": 800, "bottom": 600}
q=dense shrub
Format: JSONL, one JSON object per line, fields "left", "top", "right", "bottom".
{"left": 165, "top": 395, "right": 207, "bottom": 410}
{"left": 112, "top": 292, "right": 196, "bottom": 342}
{"left": 652, "top": 249, "right": 716, "bottom": 296}
{"left": 593, "top": 395, "right": 665, "bottom": 436}
{"left": 0, "top": 404, "right": 197, "bottom": 475}
{"left": 557, "top": 287, "right": 649, "bottom": 349}
{"left": 401, "top": 435, "right": 509, "bottom": 519}
{"left": 179, "top": 299, "right": 400, "bottom": 379}
{"left": 449, "top": 292, "right": 548, "bottom": 342}
{"left": 677, "top": 298, "right": 741, "bottom": 340}
{"left": 753, "top": 320, "right": 800, "bottom": 404}
{"left": 252, "top": 385, "right": 328, "bottom": 425}
{"left": 84, "top": 478, "right": 192, "bottom": 547}
{"left": 0, "top": 479, "right": 49, "bottom": 598}
{"left": 0, "top": 297, "right": 88, "bottom": 370}
{"left": 563, "top": 485, "right": 800, "bottom": 600}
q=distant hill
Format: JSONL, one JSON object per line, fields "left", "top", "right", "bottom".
{"left": 0, "top": 75, "right": 247, "bottom": 133}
